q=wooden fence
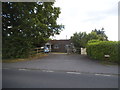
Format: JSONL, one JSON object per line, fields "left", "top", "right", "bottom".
{"left": 30, "top": 47, "right": 44, "bottom": 55}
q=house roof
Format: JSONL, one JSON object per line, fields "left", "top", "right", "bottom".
{"left": 48, "top": 39, "right": 71, "bottom": 45}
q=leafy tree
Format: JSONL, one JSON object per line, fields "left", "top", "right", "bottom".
{"left": 71, "top": 32, "right": 88, "bottom": 48}
{"left": 91, "top": 28, "right": 108, "bottom": 41}
{"left": 87, "top": 32, "right": 98, "bottom": 41}
{"left": 70, "top": 28, "right": 108, "bottom": 52}
{"left": 2, "top": 2, "right": 64, "bottom": 59}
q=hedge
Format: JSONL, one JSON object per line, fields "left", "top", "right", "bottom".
{"left": 86, "top": 41, "right": 120, "bottom": 63}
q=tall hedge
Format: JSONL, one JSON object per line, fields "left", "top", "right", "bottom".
{"left": 86, "top": 41, "right": 120, "bottom": 63}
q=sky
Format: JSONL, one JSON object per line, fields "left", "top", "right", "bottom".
{"left": 51, "top": 0, "right": 119, "bottom": 41}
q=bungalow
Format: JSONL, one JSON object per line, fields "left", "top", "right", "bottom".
{"left": 45, "top": 39, "right": 75, "bottom": 53}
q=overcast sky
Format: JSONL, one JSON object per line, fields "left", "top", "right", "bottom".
{"left": 52, "top": 0, "right": 119, "bottom": 41}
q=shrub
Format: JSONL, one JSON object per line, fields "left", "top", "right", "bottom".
{"left": 87, "top": 39, "right": 101, "bottom": 43}
{"left": 2, "top": 37, "right": 33, "bottom": 59}
{"left": 86, "top": 41, "right": 120, "bottom": 63}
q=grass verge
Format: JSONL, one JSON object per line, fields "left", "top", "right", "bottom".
{"left": 2, "top": 53, "right": 48, "bottom": 63}
{"left": 100, "top": 60, "right": 118, "bottom": 65}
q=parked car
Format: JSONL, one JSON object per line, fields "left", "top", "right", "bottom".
{"left": 44, "top": 47, "right": 49, "bottom": 53}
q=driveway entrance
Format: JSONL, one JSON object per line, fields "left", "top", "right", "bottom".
{"left": 3, "top": 53, "right": 118, "bottom": 75}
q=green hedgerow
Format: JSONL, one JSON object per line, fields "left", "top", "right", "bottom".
{"left": 86, "top": 40, "right": 120, "bottom": 63}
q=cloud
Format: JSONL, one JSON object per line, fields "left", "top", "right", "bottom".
{"left": 54, "top": 0, "right": 119, "bottom": 41}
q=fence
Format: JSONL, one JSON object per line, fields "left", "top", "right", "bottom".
{"left": 30, "top": 47, "right": 44, "bottom": 55}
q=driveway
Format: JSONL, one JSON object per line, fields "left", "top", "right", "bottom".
{"left": 3, "top": 53, "right": 118, "bottom": 75}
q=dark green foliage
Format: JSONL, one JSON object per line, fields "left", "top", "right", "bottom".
{"left": 2, "top": 38, "right": 32, "bottom": 58}
{"left": 70, "top": 32, "right": 88, "bottom": 54}
{"left": 91, "top": 28, "right": 108, "bottom": 41}
{"left": 88, "top": 28, "right": 108, "bottom": 41}
{"left": 70, "top": 28, "right": 108, "bottom": 50}
{"left": 71, "top": 32, "right": 88, "bottom": 48}
{"left": 86, "top": 41, "right": 120, "bottom": 63}
{"left": 2, "top": 2, "right": 64, "bottom": 59}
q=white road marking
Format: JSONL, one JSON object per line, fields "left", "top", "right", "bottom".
{"left": 95, "top": 74, "right": 111, "bottom": 77}
{"left": 103, "top": 75, "right": 111, "bottom": 77}
{"left": 95, "top": 74, "right": 102, "bottom": 76}
{"left": 2, "top": 68, "right": 114, "bottom": 77}
{"left": 19, "top": 69, "right": 28, "bottom": 71}
{"left": 42, "top": 70, "right": 54, "bottom": 72}
{"left": 66, "top": 72, "right": 81, "bottom": 74}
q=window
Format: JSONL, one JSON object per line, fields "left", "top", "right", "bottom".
{"left": 54, "top": 44, "right": 59, "bottom": 49}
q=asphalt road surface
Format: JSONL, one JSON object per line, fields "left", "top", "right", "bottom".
{"left": 2, "top": 53, "right": 119, "bottom": 88}
{"left": 2, "top": 68, "right": 118, "bottom": 88}
{"left": 3, "top": 53, "right": 118, "bottom": 74}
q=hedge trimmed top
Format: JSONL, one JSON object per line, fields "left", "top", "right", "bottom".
{"left": 86, "top": 40, "right": 120, "bottom": 63}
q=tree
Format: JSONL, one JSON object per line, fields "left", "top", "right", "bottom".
{"left": 70, "top": 28, "right": 108, "bottom": 52}
{"left": 87, "top": 32, "right": 98, "bottom": 41}
{"left": 91, "top": 28, "right": 108, "bottom": 41}
{"left": 2, "top": 2, "right": 64, "bottom": 59}
{"left": 70, "top": 32, "right": 88, "bottom": 53}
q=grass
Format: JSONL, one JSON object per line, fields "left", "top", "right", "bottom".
{"left": 86, "top": 55, "right": 118, "bottom": 65}
{"left": 100, "top": 60, "right": 118, "bottom": 65}
{"left": 51, "top": 52, "right": 67, "bottom": 54}
{"left": 2, "top": 53, "right": 48, "bottom": 63}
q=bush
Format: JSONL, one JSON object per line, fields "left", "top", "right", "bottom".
{"left": 2, "top": 37, "right": 33, "bottom": 59}
{"left": 87, "top": 39, "right": 101, "bottom": 43}
{"left": 86, "top": 41, "right": 120, "bottom": 63}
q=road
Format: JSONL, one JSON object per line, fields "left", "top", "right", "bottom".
{"left": 2, "top": 53, "right": 119, "bottom": 88}
{"left": 2, "top": 68, "right": 118, "bottom": 88}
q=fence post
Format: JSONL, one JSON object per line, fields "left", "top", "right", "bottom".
{"left": 37, "top": 48, "right": 38, "bottom": 54}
